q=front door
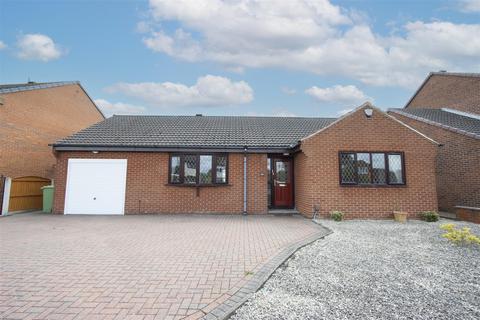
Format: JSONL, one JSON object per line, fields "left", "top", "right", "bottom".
{"left": 271, "top": 157, "right": 294, "bottom": 208}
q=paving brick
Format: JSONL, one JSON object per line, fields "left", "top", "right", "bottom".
{"left": 0, "top": 213, "right": 320, "bottom": 319}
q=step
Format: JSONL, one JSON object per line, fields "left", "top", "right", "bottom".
{"left": 268, "top": 209, "right": 300, "bottom": 216}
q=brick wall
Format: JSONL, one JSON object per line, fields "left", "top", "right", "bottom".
{"left": 0, "top": 84, "right": 104, "bottom": 180}
{"left": 246, "top": 154, "right": 269, "bottom": 214}
{"left": 407, "top": 74, "right": 480, "bottom": 115}
{"left": 52, "top": 151, "right": 268, "bottom": 214}
{"left": 455, "top": 207, "right": 480, "bottom": 224}
{"left": 295, "top": 106, "right": 439, "bottom": 219}
{"left": 389, "top": 113, "right": 480, "bottom": 212}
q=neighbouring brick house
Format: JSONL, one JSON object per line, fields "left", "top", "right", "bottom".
{"left": 0, "top": 81, "right": 105, "bottom": 214}
{"left": 51, "top": 103, "right": 439, "bottom": 219}
{"left": 388, "top": 72, "right": 480, "bottom": 222}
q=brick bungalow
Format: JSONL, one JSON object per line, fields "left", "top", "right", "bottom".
{"left": 51, "top": 103, "right": 439, "bottom": 219}
{"left": 0, "top": 81, "right": 105, "bottom": 214}
{"left": 388, "top": 72, "right": 480, "bottom": 223}
{"left": 53, "top": 103, "right": 438, "bottom": 218}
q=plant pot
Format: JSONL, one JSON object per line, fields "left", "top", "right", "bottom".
{"left": 393, "top": 211, "right": 408, "bottom": 223}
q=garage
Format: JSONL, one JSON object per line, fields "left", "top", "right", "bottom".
{"left": 64, "top": 159, "right": 127, "bottom": 215}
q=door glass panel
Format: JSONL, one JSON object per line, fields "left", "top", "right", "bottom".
{"left": 199, "top": 155, "right": 212, "bottom": 184}
{"left": 357, "top": 153, "right": 370, "bottom": 184}
{"left": 276, "top": 161, "right": 289, "bottom": 183}
{"left": 184, "top": 155, "right": 197, "bottom": 184}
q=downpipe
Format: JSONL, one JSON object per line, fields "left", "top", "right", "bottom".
{"left": 243, "top": 147, "right": 247, "bottom": 215}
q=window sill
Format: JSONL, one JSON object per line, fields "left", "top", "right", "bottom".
{"left": 165, "top": 183, "right": 232, "bottom": 188}
{"left": 340, "top": 184, "right": 406, "bottom": 188}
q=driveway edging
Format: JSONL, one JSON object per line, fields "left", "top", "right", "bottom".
{"left": 200, "top": 218, "right": 333, "bottom": 320}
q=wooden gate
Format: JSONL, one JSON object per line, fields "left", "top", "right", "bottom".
{"left": 8, "top": 176, "right": 51, "bottom": 212}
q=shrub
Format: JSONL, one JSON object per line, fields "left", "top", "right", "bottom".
{"left": 420, "top": 211, "right": 439, "bottom": 222}
{"left": 440, "top": 223, "right": 480, "bottom": 246}
{"left": 330, "top": 211, "right": 344, "bottom": 222}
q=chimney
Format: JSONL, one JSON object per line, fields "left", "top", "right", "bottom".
{"left": 195, "top": 114, "right": 203, "bottom": 117}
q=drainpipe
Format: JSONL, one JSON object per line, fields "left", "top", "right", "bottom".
{"left": 243, "top": 147, "right": 248, "bottom": 215}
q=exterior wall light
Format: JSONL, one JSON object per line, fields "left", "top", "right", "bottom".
{"left": 364, "top": 108, "right": 373, "bottom": 118}
{"left": 92, "top": 151, "right": 99, "bottom": 154}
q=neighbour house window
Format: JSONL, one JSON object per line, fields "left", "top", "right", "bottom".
{"left": 169, "top": 154, "right": 228, "bottom": 185}
{"left": 339, "top": 152, "right": 405, "bottom": 186}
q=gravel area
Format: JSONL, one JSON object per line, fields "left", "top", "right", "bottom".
{"left": 231, "top": 219, "right": 480, "bottom": 320}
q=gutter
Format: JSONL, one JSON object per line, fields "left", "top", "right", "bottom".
{"left": 50, "top": 144, "right": 295, "bottom": 154}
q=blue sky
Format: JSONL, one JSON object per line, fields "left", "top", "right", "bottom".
{"left": 1, "top": 0, "right": 479, "bottom": 117}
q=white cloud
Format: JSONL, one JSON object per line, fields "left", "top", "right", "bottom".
{"left": 136, "top": 21, "right": 152, "bottom": 33}
{"left": 0, "top": 41, "right": 6, "bottom": 50}
{"left": 141, "top": 0, "right": 480, "bottom": 88}
{"left": 281, "top": 86, "right": 297, "bottom": 95}
{"left": 16, "top": 34, "right": 64, "bottom": 61}
{"left": 459, "top": 0, "right": 480, "bottom": 12}
{"left": 105, "top": 75, "right": 253, "bottom": 108}
{"left": 246, "top": 109, "right": 297, "bottom": 117}
{"left": 94, "top": 99, "right": 146, "bottom": 117}
{"left": 305, "top": 85, "right": 371, "bottom": 105}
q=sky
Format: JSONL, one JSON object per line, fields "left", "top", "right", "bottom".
{"left": 1, "top": 0, "right": 479, "bottom": 118}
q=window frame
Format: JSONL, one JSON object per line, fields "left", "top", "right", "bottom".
{"left": 168, "top": 153, "right": 229, "bottom": 186}
{"left": 338, "top": 151, "right": 406, "bottom": 187}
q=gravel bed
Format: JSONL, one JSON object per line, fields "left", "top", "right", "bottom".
{"left": 231, "top": 219, "right": 480, "bottom": 320}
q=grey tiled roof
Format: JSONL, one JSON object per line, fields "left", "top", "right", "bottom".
{"left": 389, "top": 108, "right": 480, "bottom": 139}
{"left": 53, "top": 115, "right": 336, "bottom": 150}
{"left": 0, "top": 81, "right": 79, "bottom": 94}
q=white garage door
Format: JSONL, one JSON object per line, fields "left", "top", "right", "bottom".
{"left": 64, "top": 159, "right": 127, "bottom": 215}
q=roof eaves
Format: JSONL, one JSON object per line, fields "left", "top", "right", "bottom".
{"left": 430, "top": 71, "right": 480, "bottom": 78}
{"left": 0, "top": 81, "right": 80, "bottom": 94}
{"left": 51, "top": 144, "right": 293, "bottom": 153}
{"left": 388, "top": 109, "right": 480, "bottom": 140}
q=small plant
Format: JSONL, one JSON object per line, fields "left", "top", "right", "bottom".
{"left": 420, "top": 211, "right": 439, "bottom": 222}
{"left": 244, "top": 270, "right": 254, "bottom": 276}
{"left": 440, "top": 223, "right": 480, "bottom": 246}
{"left": 330, "top": 211, "right": 344, "bottom": 222}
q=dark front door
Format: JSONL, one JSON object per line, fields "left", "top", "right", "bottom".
{"left": 271, "top": 158, "right": 294, "bottom": 208}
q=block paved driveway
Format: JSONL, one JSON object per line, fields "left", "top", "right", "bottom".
{"left": 0, "top": 213, "right": 321, "bottom": 320}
